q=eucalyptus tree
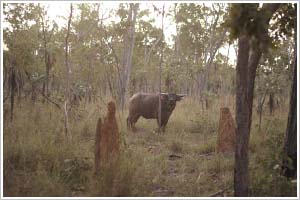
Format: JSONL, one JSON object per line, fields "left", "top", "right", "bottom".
{"left": 172, "top": 3, "right": 228, "bottom": 103}
{"left": 3, "top": 3, "right": 41, "bottom": 120}
{"left": 255, "top": 39, "right": 294, "bottom": 129}
{"left": 101, "top": 3, "right": 163, "bottom": 108}
{"left": 130, "top": 7, "right": 161, "bottom": 94}
{"left": 119, "top": 3, "right": 139, "bottom": 111}
{"left": 36, "top": 4, "right": 58, "bottom": 97}
{"left": 70, "top": 3, "right": 104, "bottom": 103}
{"left": 64, "top": 3, "right": 73, "bottom": 138}
{"left": 226, "top": 3, "right": 297, "bottom": 196}
{"left": 276, "top": 3, "right": 297, "bottom": 179}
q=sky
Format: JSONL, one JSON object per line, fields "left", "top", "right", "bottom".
{"left": 2, "top": 1, "right": 236, "bottom": 65}
{"left": 46, "top": 2, "right": 177, "bottom": 43}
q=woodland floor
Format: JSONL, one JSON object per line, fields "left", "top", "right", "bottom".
{"left": 2, "top": 96, "right": 297, "bottom": 197}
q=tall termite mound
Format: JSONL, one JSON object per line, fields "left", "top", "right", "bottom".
{"left": 94, "top": 101, "right": 119, "bottom": 173}
{"left": 217, "top": 107, "right": 236, "bottom": 153}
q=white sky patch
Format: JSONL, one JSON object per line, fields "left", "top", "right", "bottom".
{"left": 47, "top": 2, "right": 177, "bottom": 42}
{"left": 3, "top": 1, "right": 237, "bottom": 65}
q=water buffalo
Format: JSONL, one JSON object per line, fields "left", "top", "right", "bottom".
{"left": 127, "top": 92, "right": 185, "bottom": 132}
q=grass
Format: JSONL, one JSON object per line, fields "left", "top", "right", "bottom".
{"left": 2, "top": 95, "right": 296, "bottom": 197}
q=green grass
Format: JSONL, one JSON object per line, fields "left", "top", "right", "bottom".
{"left": 3, "top": 96, "right": 296, "bottom": 197}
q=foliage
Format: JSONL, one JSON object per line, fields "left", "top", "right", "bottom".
{"left": 255, "top": 39, "right": 293, "bottom": 101}
{"left": 249, "top": 117, "right": 297, "bottom": 196}
{"left": 271, "top": 3, "right": 297, "bottom": 40}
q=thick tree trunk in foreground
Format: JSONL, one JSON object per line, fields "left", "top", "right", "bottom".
{"left": 235, "top": 36, "right": 263, "bottom": 196}
{"left": 282, "top": 55, "right": 297, "bottom": 178}
{"left": 234, "top": 35, "right": 252, "bottom": 196}
{"left": 234, "top": 4, "right": 280, "bottom": 196}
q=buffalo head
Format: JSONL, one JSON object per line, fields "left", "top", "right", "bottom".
{"left": 160, "top": 93, "right": 186, "bottom": 110}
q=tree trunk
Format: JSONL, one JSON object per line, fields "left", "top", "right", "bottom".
{"left": 158, "top": 4, "right": 165, "bottom": 132}
{"left": 235, "top": 38, "right": 263, "bottom": 197}
{"left": 234, "top": 4, "right": 280, "bottom": 196}
{"left": 10, "top": 60, "right": 16, "bottom": 122}
{"left": 39, "top": 9, "right": 50, "bottom": 97}
{"left": 64, "top": 3, "right": 73, "bottom": 138}
{"left": 120, "top": 3, "right": 138, "bottom": 111}
{"left": 258, "top": 92, "right": 267, "bottom": 130}
{"left": 234, "top": 35, "right": 251, "bottom": 197}
{"left": 268, "top": 92, "right": 274, "bottom": 115}
{"left": 282, "top": 55, "right": 297, "bottom": 178}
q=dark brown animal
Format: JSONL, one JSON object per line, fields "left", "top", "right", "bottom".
{"left": 127, "top": 93, "right": 185, "bottom": 132}
{"left": 94, "top": 101, "right": 119, "bottom": 173}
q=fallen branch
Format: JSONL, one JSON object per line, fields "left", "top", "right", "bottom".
{"left": 209, "top": 186, "right": 231, "bottom": 197}
{"left": 169, "top": 154, "right": 182, "bottom": 160}
{"left": 210, "top": 189, "right": 226, "bottom": 197}
{"left": 199, "top": 152, "right": 215, "bottom": 157}
{"left": 38, "top": 90, "right": 61, "bottom": 109}
{"left": 3, "top": 95, "right": 9, "bottom": 103}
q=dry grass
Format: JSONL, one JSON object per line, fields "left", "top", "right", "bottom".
{"left": 2, "top": 95, "right": 296, "bottom": 197}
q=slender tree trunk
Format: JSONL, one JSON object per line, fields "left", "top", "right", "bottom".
{"left": 16, "top": 70, "right": 23, "bottom": 103}
{"left": 120, "top": 3, "right": 138, "bottom": 111}
{"left": 39, "top": 8, "right": 50, "bottom": 97}
{"left": 46, "top": 53, "right": 52, "bottom": 96}
{"left": 143, "top": 44, "right": 147, "bottom": 92}
{"left": 268, "top": 92, "right": 274, "bottom": 115}
{"left": 64, "top": 3, "right": 73, "bottom": 138}
{"left": 258, "top": 92, "right": 267, "bottom": 130}
{"left": 10, "top": 59, "right": 16, "bottom": 122}
{"left": 158, "top": 4, "right": 165, "bottom": 132}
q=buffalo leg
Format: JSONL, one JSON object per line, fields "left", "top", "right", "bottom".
{"left": 128, "top": 114, "right": 140, "bottom": 131}
{"left": 126, "top": 117, "right": 131, "bottom": 129}
{"left": 131, "top": 114, "right": 140, "bottom": 131}
{"left": 157, "top": 117, "right": 170, "bottom": 132}
{"left": 156, "top": 118, "right": 168, "bottom": 132}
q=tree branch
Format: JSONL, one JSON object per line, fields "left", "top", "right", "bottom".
{"left": 38, "top": 90, "right": 61, "bottom": 109}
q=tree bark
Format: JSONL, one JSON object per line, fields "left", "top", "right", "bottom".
{"left": 268, "top": 92, "right": 274, "bottom": 115}
{"left": 234, "top": 35, "right": 251, "bottom": 197}
{"left": 282, "top": 54, "right": 297, "bottom": 178}
{"left": 64, "top": 3, "right": 73, "bottom": 138}
{"left": 158, "top": 4, "right": 165, "bottom": 132}
{"left": 258, "top": 92, "right": 267, "bottom": 130}
{"left": 38, "top": 7, "right": 54, "bottom": 98}
{"left": 10, "top": 59, "right": 17, "bottom": 122}
{"left": 234, "top": 36, "right": 263, "bottom": 197}
{"left": 234, "top": 4, "right": 280, "bottom": 196}
{"left": 120, "top": 3, "right": 138, "bottom": 111}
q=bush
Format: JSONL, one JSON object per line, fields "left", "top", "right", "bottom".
{"left": 249, "top": 117, "right": 297, "bottom": 196}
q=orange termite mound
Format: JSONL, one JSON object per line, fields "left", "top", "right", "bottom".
{"left": 94, "top": 101, "right": 119, "bottom": 173}
{"left": 217, "top": 107, "right": 236, "bottom": 153}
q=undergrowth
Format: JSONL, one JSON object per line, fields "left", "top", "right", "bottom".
{"left": 3, "top": 97, "right": 296, "bottom": 197}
